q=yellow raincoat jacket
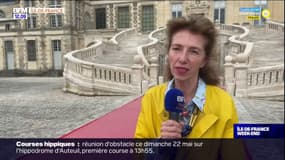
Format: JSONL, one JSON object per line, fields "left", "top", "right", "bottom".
{"left": 134, "top": 83, "right": 238, "bottom": 138}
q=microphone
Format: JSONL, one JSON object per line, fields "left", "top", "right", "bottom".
{"left": 165, "top": 88, "right": 185, "bottom": 121}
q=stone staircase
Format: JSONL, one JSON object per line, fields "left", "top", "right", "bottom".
{"left": 245, "top": 27, "right": 284, "bottom": 101}
{"left": 248, "top": 27, "right": 284, "bottom": 67}
{"left": 88, "top": 33, "right": 150, "bottom": 67}
{"left": 63, "top": 29, "right": 153, "bottom": 96}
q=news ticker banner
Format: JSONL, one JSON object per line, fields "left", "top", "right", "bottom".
{"left": 0, "top": 139, "right": 213, "bottom": 160}
{"left": 234, "top": 124, "right": 284, "bottom": 138}
{"left": 0, "top": 138, "right": 284, "bottom": 160}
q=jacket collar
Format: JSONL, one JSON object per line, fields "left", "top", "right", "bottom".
{"left": 165, "top": 78, "right": 206, "bottom": 112}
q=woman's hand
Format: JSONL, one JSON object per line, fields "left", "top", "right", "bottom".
{"left": 160, "top": 120, "right": 184, "bottom": 138}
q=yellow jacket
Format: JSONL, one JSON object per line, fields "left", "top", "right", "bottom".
{"left": 134, "top": 83, "right": 238, "bottom": 138}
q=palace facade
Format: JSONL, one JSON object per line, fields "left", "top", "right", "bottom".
{"left": 0, "top": 0, "right": 283, "bottom": 75}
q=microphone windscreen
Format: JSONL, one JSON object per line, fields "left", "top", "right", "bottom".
{"left": 165, "top": 88, "right": 185, "bottom": 113}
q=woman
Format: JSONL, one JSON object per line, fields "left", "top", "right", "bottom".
{"left": 135, "top": 15, "right": 238, "bottom": 139}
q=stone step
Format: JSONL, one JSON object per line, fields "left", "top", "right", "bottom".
{"left": 91, "top": 34, "right": 150, "bottom": 66}
{"left": 247, "top": 27, "right": 284, "bottom": 68}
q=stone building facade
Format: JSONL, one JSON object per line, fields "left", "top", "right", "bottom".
{"left": 0, "top": 0, "right": 79, "bottom": 75}
{"left": 0, "top": 0, "right": 283, "bottom": 75}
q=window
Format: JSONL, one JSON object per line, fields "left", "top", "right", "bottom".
{"left": 52, "top": 40, "right": 61, "bottom": 51}
{"left": 5, "top": 24, "right": 10, "bottom": 31}
{"left": 27, "top": 40, "right": 36, "bottom": 61}
{"left": 142, "top": 5, "right": 154, "bottom": 32}
{"left": 26, "top": 14, "right": 37, "bottom": 29}
{"left": 50, "top": 14, "right": 63, "bottom": 27}
{"left": 220, "top": 8, "right": 225, "bottom": 24}
{"left": 214, "top": 8, "right": 225, "bottom": 24}
{"left": 95, "top": 8, "right": 106, "bottom": 29}
{"left": 4, "top": 41, "right": 13, "bottom": 53}
{"left": 118, "top": 6, "right": 130, "bottom": 28}
{"left": 4, "top": 40, "right": 14, "bottom": 70}
{"left": 48, "top": 0, "right": 62, "bottom": 8}
{"left": 172, "top": 3, "right": 182, "bottom": 18}
{"left": 214, "top": 9, "right": 219, "bottom": 22}
{"left": 24, "top": 0, "right": 35, "bottom": 7}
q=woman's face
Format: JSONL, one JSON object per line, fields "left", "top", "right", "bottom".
{"left": 168, "top": 29, "right": 207, "bottom": 82}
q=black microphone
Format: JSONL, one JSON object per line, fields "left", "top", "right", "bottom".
{"left": 165, "top": 88, "right": 185, "bottom": 121}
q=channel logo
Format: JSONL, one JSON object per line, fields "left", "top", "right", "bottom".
{"left": 12, "top": 7, "right": 64, "bottom": 20}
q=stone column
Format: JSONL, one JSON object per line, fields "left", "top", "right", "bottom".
{"left": 62, "top": 57, "right": 69, "bottom": 92}
{"left": 141, "top": 80, "right": 149, "bottom": 94}
{"left": 224, "top": 55, "right": 235, "bottom": 96}
{"left": 158, "top": 76, "right": 164, "bottom": 85}
{"left": 149, "top": 56, "right": 159, "bottom": 84}
{"left": 106, "top": 5, "right": 112, "bottom": 29}
{"left": 131, "top": 2, "right": 137, "bottom": 28}
{"left": 131, "top": 55, "right": 144, "bottom": 93}
{"left": 235, "top": 63, "right": 248, "bottom": 97}
{"left": 112, "top": 4, "right": 116, "bottom": 29}
{"left": 136, "top": 3, "right": 141, "bottom": 32}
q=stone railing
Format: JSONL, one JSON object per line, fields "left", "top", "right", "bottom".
{"left": 217, "top": 24, "right": 246, "bottom": 35}
{"left": 265, "top": 21, "right": 284, "bottom": 32}
{"left": 110, "top": 28, "right": 136, "bottom": 45}
{"left": 220, "top": 24, "right": 252, "bottom": 97}
{"left": 247, "top": 64, "right": 284, "bottom": 88}
{"left": 137, "top": 27, "right": 166, "bottom": 84}
{"left": 247, "top": 64, "right": 284, "bottom": 100}
{"left": 72, "top": 40, "right": 103, "bottom": 60}
{"left": 63, "top": 29, "right": 144, "bottom": 95}
{"left": 224, "top": 55, "right": 284, "bottom": 99}
{"left": 217, "top": 24, "right": 253, "bottom": 64}
{"left": 222, "top": 23, "right": 284, "bottom": 99}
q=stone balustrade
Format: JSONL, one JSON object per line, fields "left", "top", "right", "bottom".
{"left": 63, "top": 28, "right": 143, "bottom": 95}
{"left": 73, "top": 40, "right": 103, "bottom": 60}
{"left": 110, "top": 28, "right": 136, "bottom": 45}
{"left": 221, "top": 23, "right": 253, "bottom": 96}
{"left": 266, "top": 21, "right": 284, "bottom": 32}
{"left": 136, "top": 27, "right": 166, "bottom": 84}
{"left": 217, "top": 24, "right": 246, "bottom": 36}
{"left": 248, "top": 64, "right": 284, "bottom": 88}
{"left": 247, "top": 64, "right": 284, "bottom": 100}
{"left": 222, "top": 23, "right": 283, "bottom": 99}
{"left": 225, "top": 56, "right": 284, "bottom": 99}
{"left": 64, "top": 22, "right": 283, "bottom": 98}
{"left": 217, "top": 24, "right": 253, "bottom": 64}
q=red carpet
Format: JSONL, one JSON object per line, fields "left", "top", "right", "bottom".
{"left": 61, "top": 96, "right": 142, "bottom": 138}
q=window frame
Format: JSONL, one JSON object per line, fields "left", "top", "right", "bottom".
{"left": 26, "top": 40, "right": 37, "bottom": 61}
{"left": 141, "top": 5, "right": 155, "bottom": 32}
{"left": 95, "top": 8, "right": 106, "bottom": 29}
{"left": 171, "top": 3, "right": 182, "bottom": 18}
{"left": 50, "top": 14, "right": 63, "bottom": 28}
{"left": 117, "top": 6, "right": 130, "bottom": 28}
{"left": 52, "top": 40, "right": 61, "bottom": 52}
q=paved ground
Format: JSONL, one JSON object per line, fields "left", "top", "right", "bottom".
{"left": 0, "top": 77, "right": 137, "bottom": 138}
{"left": 0, "top": 77, "right": 283, "bottom": 138}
